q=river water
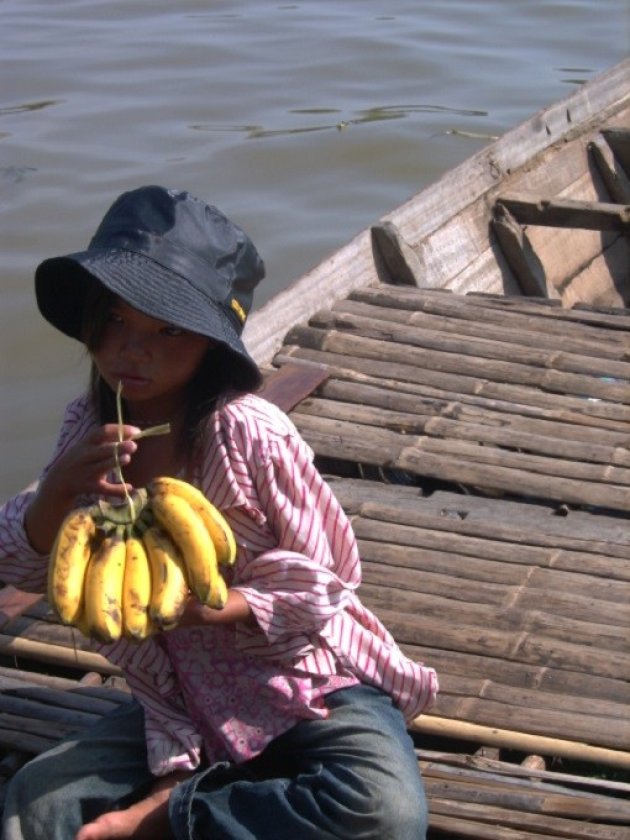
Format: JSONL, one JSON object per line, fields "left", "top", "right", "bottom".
{"left": 1, "top": 0, "right": 628, "bottom": 499}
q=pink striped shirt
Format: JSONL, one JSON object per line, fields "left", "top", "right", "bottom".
{"left": 0, "top": 392, "right": 438, "bottom": 775}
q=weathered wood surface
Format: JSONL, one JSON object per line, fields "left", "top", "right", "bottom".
{"left": 265, "top": 286, "right": 630, "bottom": 778}
{"left": 420, "top": 750, "right": 630, "bottom": 839}
{"left": 280, "top": 286, "right": 630, "bottom": 507}
{"left": 496, "top": 195, "right": 630, "bottom": 231}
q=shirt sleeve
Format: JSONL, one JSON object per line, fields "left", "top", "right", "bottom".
{"left": 0, "top": 395, "right": 97, "bottom": 592}
{"left": 233, "top": 426, "right": 363, "bottom": 653}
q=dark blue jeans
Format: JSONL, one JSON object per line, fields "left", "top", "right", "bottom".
{"left": 3, "top": 684, "right": 428, "bottom": 839}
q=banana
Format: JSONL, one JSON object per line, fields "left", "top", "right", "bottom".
{"left": 122, "top": 530, "right": 154, "bottom": 640}
{"left": 47, "top": 507, "right": 97, "bottom": 625}
{"left": 83, "top": 529, "right": 126, "bottom": 643}
{"left": 150, "top": 492, "right": 228, "bottom": 608}
{"left": 141, "top": 524, "right": 190, "bottom": 628}
{"left": 149, "top": 477, "right": 237, "bottom": 566}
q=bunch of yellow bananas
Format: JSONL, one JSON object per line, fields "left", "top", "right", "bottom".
{"left": 47, "top": 477, "right": 236, "bottom": 643}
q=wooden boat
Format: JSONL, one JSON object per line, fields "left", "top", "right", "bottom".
{"left": 244, "top": 58, "right": 629, "bottom": 365}
{"left": 1, "top": 59, "right": 629, "bottom": 837}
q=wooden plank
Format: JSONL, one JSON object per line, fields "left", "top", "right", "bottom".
{"left": 358, "top": 539, "right": 630, "bottom": 593}
{"left": 0, "top": 727, "right": 56, "bottom": 756}
{"left": 0, "top": 678, "right": 125, "bottom": 716}
{"left": 347, "top": 285, "right": 630, "bottom": 346}
{"left": 352, "top": 501, "right": 630, "bottom": 563}
{"left": 2, "top": 614, "right": 91, "bottom": 650}
{"left": 423, "top": 766, "right": 630, "bottom": 822}
{"left": 443, "top": 290, "right": 630, "bottom": 332}
{"left": 412, "top": 717, "right": 630, "bottom": 770}
{"left": 363, "top": 594, "right": 628, "bottom": 681}
{"left": 496, "top": 196, "right": 630, "bottom": 231}
{"left": 291, "top": 412, "right": 630, "bottom": 511}
{"left": 277, "top": 346, "right": 630, "bottom": 427}
{"left": 0, "top": 694, "right": 101, "bottom": 729}
{"left": 426, "top": 796, "right": 629, "bottom": 839}
{"left": 589, "top": 133, "right": 630, "bottom": 203}
{"left": 259, "top": 361, "right": 329, "bottom": 413}
{"left": 299, "top": 394, "right": 630, "bottom": 467}
{"left": 602, "top": 127, "right": 630, "bottom": 175}
{"left": 302, "top": 310, "right": 630, "bottom": 387}
{"left": 418, "top": 749, "right": 630, "bottom": 796}
{"left": 492, "top": 203, "right": 551, "bottom": 297}
{"left": 317, "top": 378, "right": 630, "bottom": 452}
{"left": 284, "top": 325, "right": 630, "bottom": 403}
{"left": 0, "top": 587, "right": 44, "bottom": 629}
{"left": 410, "top": 643, "right": 627, "bottom": 707}
{"left": 359, "top": 565, "right": 629, "bottom": 640}
{"left": 0, "top": 634, "right": 121, "bottom": 676}
{"left": 427, "top": 811, "right": 552, "bottom": 840}
{"left": 328, "top": 478, "right": 628, "bottom": 545}
{"left": 336, "top": 294, "right": 630, "bottom": 361}
{"left": 433, "top": 675, "right": 627, "bottom": 722}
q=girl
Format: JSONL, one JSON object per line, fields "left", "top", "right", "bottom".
{"left": 0, "top": 185, "right": 438, "bottom": 840}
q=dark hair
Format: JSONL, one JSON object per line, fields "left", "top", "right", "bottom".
{"left": 81, "top": 277, "right": 262, "bottom": 455}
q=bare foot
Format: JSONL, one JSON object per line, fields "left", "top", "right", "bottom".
{"left": 75, "top": 772, "right": 190, "bottom": 840}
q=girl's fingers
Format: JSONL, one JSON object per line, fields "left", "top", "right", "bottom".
{"left": 98, "top": 479, "right": 134, "bottom": 497}
{"left": 83, "top": 438, "right": 137, "bottom": 469}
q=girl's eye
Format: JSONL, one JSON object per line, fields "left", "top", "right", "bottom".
{"left": 107, "top": 310, "right": 123, "bottom": 324}
{"left": 161, "top": 324, "right": 185, "bottom": 337}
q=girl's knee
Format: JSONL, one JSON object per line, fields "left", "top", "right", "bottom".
{"left": 372, "top": 769, "right": 429, "bottom": 839}
{"left": 328, "top": 764, "right": 428, "bottom": 839}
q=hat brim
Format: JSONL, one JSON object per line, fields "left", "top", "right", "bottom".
{"left": 35, "top": 248, "right": 261, "bottom": 385}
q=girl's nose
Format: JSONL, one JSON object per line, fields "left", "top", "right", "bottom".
{"left": 121, "top": 332, "right": 150, "bottom": 357}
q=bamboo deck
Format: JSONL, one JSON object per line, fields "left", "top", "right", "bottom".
{"left": 1, "top": 287, "right": 629, "bottom": 837}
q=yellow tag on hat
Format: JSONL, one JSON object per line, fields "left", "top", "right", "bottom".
{"left": 230, "top": 297, "right": 247, "bottom": 324}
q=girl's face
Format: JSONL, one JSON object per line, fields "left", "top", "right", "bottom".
{"left": 92, "top": 297, "right": 212, "bottom": 420}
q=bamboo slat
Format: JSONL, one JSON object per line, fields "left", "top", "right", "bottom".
{"left": 299, "top": 393, "right": 630, "bottom": 466}
{"left": 414, "top": 718, "right": 630, "bottom": 772}
{"left": 285, "top": 323, "right": 630, "bottom": 403}
{"left": 329, "top": 305, "right": 630, "bottom": 382}
{"left": 277, "top": 346, "right": 630, "bottom": 426}
{"left": 308, "top": 308, "right": 630, "bottom": 383}
{"left": 317, "top": 375, "right": 630, "bottom": 449}
{"left": 0, "top": 634, "right": 121, "bottom": 676}
{"left": 349, "top": 285, "right": 630, "bottom": 344}
{"left": 418, "top": 749, "right": 630, "bottom": 794}
{"left": 291, "top": 411, "right": 630, "bottom": 510}
{"left": 0, "top": 694, "right": 101, "bottom": 729}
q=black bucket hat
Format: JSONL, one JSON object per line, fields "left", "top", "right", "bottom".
{"left": 35, "top": 185, "right": 265, "bottom": 384}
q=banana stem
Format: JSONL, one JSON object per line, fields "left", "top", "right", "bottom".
{"left": 132, "top": 423, "right": 171, "bottom": 440}
{"left": 114, "top": 381, "right": 136, "bottom": 521}
{"left": 112, "top": 382, "right": 170, "bottom": 521}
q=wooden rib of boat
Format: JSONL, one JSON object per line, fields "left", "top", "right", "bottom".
{"left": 1, "top": 60, "right": 629, "bottom": 837}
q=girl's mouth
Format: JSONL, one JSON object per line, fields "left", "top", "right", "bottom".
{"left": 113, "top": 372, "right": 150, "bottom": 389}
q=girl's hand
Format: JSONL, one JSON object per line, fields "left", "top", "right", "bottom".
{"left": 175, "top": 589, "right": 254, "bottom": 628}
{"left": 24, "top": 424, "right": 140, "bottom": 555}
{"left": 43, "top": 423, "right": 140, "bottom": 501}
